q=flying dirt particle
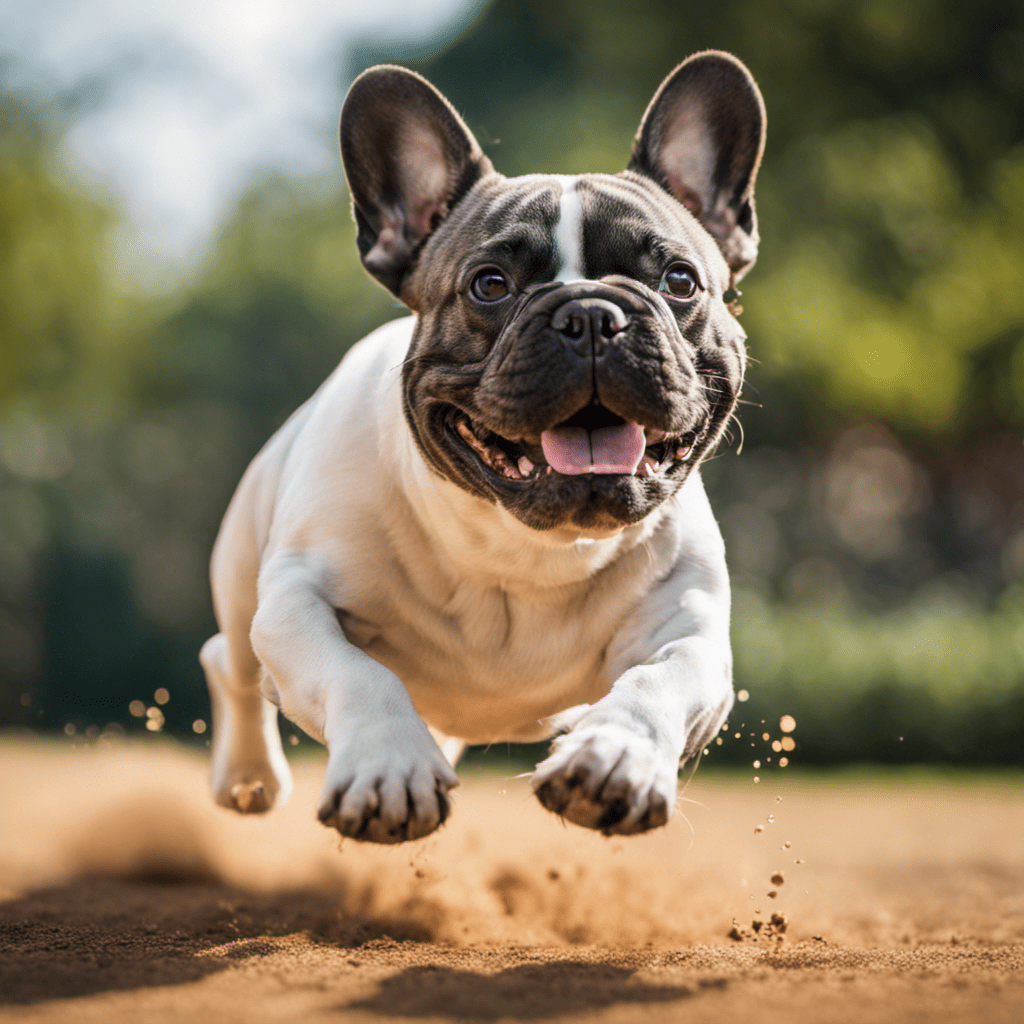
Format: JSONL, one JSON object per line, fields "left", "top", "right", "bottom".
{"left": 771, "top": 872, "right": 785, "bottom": 886}
{"left": 776, "top": 796, "right": 783, "bottom": 802}
{"left": 737, "top": 689, "right": 749, "bottom": 701}
{"left": 129, "top": 700, "right": 145, "bottom": 718}
{"left": 715, "top": 737, "right": 723, "bottom": 745}
{"left": 64, "top": 723, "right": 75, "bottom": 737}
{"left": 20, "top": 693, "right": 30, "bottom": 707}
{"left": 704, "top": 748, "right": 709, "bottom": 756}
{"left": 753, "top": 760, "right": 761, "bottom": 769}
{"left": 779, "top": 757, "right": 789, "bottom": 767}
{"left": 762, "top": 732, "right": 770, "bottom": 741}
{"left": 192, "top": 719, "right": 207, "bottom": 734}
{"left": 754, "top": 825, "right": 764, "bottom": 834}
{"left": 288, "top": 734, "right": 299, "bottom": 745}
{"left": 781, "top": 736, "right": 795, "bottom": 752}
{"left": 154, "top": 688, "right": 170, "bottom": 705}
{"left": 415, "top": 869, "right": 425, "bottom": 879}
{"left": 734, "top": 732, "right": 741, "bottom": 739}
{"left": 780, "top": 715, "right": 796, "bottom": 733}
{"left": 795, "top": 859, "right": 804, "bottom": 864}
{"left": 752, "top": 919, "right": 763, "bottom": 932}
{"left": 547, "top": 869, "right": 560, "bottom": 881}
{"left": 784, "top": 841, "right": 792, "bottom": 848}
{"left": 498, "top": 790, "right": 506, "bottom": 795}
{"left": 753, "top": 776, "right": 760, "bottom": 784}
{"left": 772, "top": 740, "right": 782, "bottom": 753}
{"left": 899, "top": 736, "right": 904, "bottom": 742}
{"left": 767, "top": 890, "right": 778, "bottom": 899}
{"left": 728, "top": 925, "right": 745, "bottom": 941}
{"left": 770, "top": 912, "right": 788, "bottom": 932}
{"left": 767, "top": 814, "right": 775, "bottom": 823}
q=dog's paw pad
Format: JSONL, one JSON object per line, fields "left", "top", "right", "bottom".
{"left": 230, "top": 781, "right": 271, "bottom": 814}
{"left": 532, "top": 726, "right": 674, "bottom": 836}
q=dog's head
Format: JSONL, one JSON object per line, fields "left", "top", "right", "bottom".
{"left": 341, "top": 52, "right": 765, "bottom": 534}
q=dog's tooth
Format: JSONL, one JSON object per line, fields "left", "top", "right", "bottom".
{"left": 635, "top": 454, "right": 658, "bottom": 478}
{"left": 517, "top": 456, "right": 535, "bottom": 477}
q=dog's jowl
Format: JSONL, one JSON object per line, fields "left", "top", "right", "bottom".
{"left": 200, "top": 51, "right": 765, "bottom": 843}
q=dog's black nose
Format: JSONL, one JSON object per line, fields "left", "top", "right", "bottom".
{"left": 551, "top": 298, "right": 629, "bottom": 358}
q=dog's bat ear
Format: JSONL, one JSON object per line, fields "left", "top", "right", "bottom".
{"left": 629, "top": 51, "right": 766, "bottom": 282}
{"left": 340, "top": 66, "right": 493, "bottom": 303}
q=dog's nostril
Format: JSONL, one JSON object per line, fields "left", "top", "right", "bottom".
{"left": 599, "top": 312, "right": 622, "bottom": 338}
{"left": 551, "top": 298, "right": 629, "bottom": 352}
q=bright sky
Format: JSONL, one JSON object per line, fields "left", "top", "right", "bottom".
{"left": 2, "top": 0, "right": 480, "bottom": 261}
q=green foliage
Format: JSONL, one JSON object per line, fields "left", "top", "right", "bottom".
{"left": 730, "top": 586, "right": 1024, "bottom": 764}
{"left": 0, "top": 90, "right": 136, "bottom": 416}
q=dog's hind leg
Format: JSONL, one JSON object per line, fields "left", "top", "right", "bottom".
{"left": 200, "top": 632, "right": 293, "bottom": 814}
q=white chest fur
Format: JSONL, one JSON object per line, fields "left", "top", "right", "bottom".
{"left": 254, "top": 318, "right": 680, "bottom": 743}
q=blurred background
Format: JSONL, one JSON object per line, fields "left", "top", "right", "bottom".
{"left": 2, "top": 0, "right": 1023, "bottom": 766}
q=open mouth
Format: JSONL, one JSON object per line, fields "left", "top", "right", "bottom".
{"left": 449, "top": 404, "right": 697, "bottom": 484}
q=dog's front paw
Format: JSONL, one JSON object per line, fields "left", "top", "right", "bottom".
{"left": 531, "top": 723, "right": 677, "bottom": 835}
{"left": 317, "top": 724, "right": 459, "bottom": 844}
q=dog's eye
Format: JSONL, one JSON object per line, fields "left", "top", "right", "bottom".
{"left": 659, "top": 264, "right": 699, "bottom": 300}
{"left": 470, "top": 268, "right": 510, "bottom": 303}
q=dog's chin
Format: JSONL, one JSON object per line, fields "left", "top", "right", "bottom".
{"left": 431, "top": 405, "right": 706, "bottom": 533}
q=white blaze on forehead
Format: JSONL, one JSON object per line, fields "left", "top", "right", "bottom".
{"left": 553, "top": 176, "right": 585, "bottom": 282}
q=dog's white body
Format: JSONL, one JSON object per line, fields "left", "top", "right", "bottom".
{"left": 202, "top": 52, "right": 765, "bottom": 843}
{"left": 203, "top": 316, "right": 732, "bottom": 839}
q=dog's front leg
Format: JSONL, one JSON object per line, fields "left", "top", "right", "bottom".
{"left": 532, "top": 548, "right": 733, "bottom": 836}
{"left": 251, "top": 552, "right": 458, "bottom": 843}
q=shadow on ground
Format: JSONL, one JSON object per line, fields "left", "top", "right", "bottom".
{"left": 344, "top": 962, "right": 695, "bottom": 1019}
{"left": 0, "top": 875, "right": 434, "bottom": 1005}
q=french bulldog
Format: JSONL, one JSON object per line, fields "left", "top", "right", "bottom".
{"left": 200, "top": 50, "right": 765, "bottom": 843}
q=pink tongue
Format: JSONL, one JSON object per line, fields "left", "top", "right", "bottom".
{"left": 540, "top": 422, "right": 646, "bottom": 475}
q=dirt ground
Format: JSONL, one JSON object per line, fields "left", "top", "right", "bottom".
{"left": 0, "top": 738, "right": 1021, "bottom": 1023}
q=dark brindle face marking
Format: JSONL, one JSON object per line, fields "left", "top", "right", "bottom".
{"left": 341, "top": 53, "right": 765, "bottom": 532}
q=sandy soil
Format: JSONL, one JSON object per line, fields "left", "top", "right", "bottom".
{"left": 0, "top": 738, "right": 1021, "bottom": 1023}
